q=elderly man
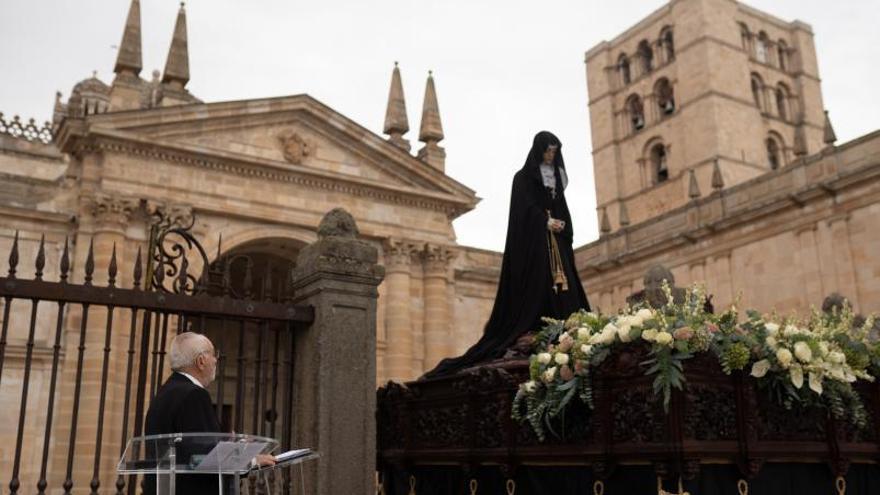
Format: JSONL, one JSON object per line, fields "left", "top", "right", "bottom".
{"left": 144, "top": 332, "right": 274, "bottom": 494}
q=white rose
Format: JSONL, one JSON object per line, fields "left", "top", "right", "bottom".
{"left": 522, "top": 380, "right": 537, "bottom": 393}
{"left": 601, "top": 322, "right": 618, "bottom": 337}
{"left": 818, "top": 342, "right": 829, "bottom": 356}
{"left": 830, "top": 366, "right": 846, "bottom": 381}
{"left": 636, "top": 308, "right": 654, "bottom": 322}
{"left": 554, "top": 353, "right": 570, "bottom": 365}
{"left": 598, "top": 323, "right": 618, "bottom": 344}
{"left": 751, "top": 359, "right": 771, "bottom": 378}
{"left": 828, "top": 351, "right": 845, "bottom": 364}
{"left": 577, "top": 327, "right": 591, "bottom": 340}
{"left": 808, "top": 371, "right": 823, "bottom": 395}
{"left": 784, "top": 325, "right": 800, "bottom": 337}
{"left": 655, "top": 331, "right": 673, "bottom": 346}
{"left": 765, "top": 322, "right": 780, "bottom": 336}
{"left": 776, "top": 348, "right": 793, "bottom": 368}
{"left": 580, "top": 344, "right": 593, "bottom": 355}
{"left": 642, "top": 328, "right": 658, "bottom": 342}
{"left": 588, "top": 334, "right": 604, "bottom": 345}
{"left": 601, "top": 327, "right": 617, "bottom": 344}
{"left": 537, "top": 353, "right": 552, "bottom": 365}
{"left": 794, "top": 341, "right": 812, "bottom": 363}
{"left": 790, "top": 366, "right": 804, "bottom": 389}
{"left": 617, "top": 323, "right": 633, "bottom": 343}
{"left": 542, "top": 366, "right": 557, "bottom": 383}
{"left": 766, "top": 336, "right": 778, "bottom": 349}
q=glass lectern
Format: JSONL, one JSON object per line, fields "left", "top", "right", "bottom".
{"left": 118, "top": 432, "right": 277, "bottom": 495}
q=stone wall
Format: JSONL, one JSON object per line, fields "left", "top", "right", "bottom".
{"left": 577, "top": 130, "right": 880, "bottom": 316}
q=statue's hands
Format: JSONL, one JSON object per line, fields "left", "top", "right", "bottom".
{"left": 547, "top": 218, "right": 565, "bottom": 233}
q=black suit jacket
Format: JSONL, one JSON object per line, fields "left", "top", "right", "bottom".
{"left": 143, "top": 372, "right": 223, "bottom": 494}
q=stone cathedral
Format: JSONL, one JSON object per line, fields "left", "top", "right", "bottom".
{"left": 1, "top": 0, "right": 879, "bottom": 488}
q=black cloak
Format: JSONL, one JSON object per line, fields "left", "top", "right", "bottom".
{"left": 424, "top": 131, "right": 590, "bottom": 379}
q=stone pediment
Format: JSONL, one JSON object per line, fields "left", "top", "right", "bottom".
{"left": 68, "top": 94, "right": 476, "bottom": 203}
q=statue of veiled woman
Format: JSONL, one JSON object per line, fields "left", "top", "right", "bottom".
{"left": 424, "top": 131, "right": 590, "bottom": 378}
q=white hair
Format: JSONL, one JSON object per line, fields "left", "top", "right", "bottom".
{"left": 169, "top": 332, "right": 213, "bottom": 371}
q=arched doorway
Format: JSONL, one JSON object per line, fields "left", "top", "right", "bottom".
{"left": 197, "top": 237, "right": 305, "bottom": 435}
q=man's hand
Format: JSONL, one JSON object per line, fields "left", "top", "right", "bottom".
{"left": 255, "top": 454, "right": 276, "bottom": 467}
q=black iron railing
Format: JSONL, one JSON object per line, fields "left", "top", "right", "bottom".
{"left": 0, "top": 216, "right": 313, "bottom": 494}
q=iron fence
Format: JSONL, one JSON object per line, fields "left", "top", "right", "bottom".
{"left": 0, "top": 216, "right": 313, "bottom": 494}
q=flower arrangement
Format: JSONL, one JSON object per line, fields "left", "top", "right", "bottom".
{"left": 512, "top": 283, "right": 879, "bottom": 442}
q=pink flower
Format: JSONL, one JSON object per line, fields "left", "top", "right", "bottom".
{"left": 560, "top": 364, "right": 574, "bottom": 381}
{"left": 705, "top": 323, "right": 719, "bottom": 334}
{"left": 558, "top": 335, "right": 574, "bottom": 352}
{"left": 673, "top": 326, "right": 694, "bottom": 341}
{"left": 574, "top": 360, "right": 585, "bottom": 373}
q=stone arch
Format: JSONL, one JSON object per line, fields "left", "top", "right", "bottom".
{"left": 626, "top": 93, "right": 645, "bottom": 132}
{"left": 654, "top": 77, "right": 675, "bottom": 116}
{"left": 193, "top": 225, "right": 317, "bottom": 299}
{"left": 756, "top": 31, "right": 770, "bottom": 63}
{"left": 750, "top": 73, "right": 764, "bottom": 110}
{"left": 202, "top": 225, "right": 317, "bottom": 266}
{"left": 637, "top": 39, "right": 654, "bottom": 74}
{"left": 618, "top": 53, "right": 631, "bottom": 85}
{"left": 643, "top": 137, "right": 669, "bottom": 184}
{"left": 659, "top": 25, "right": 674, "bottom": 62}
{"left": 777, "top": 39, "right": 789, "bottom": 71}
{"left": 766, "top": 131, "right": 785, "bottom": 170}
{"left": 775, "top": 82, "right": 790, "bottom": 121}
{"left": 739, "top": 22, "right": 751, "bottom": 51}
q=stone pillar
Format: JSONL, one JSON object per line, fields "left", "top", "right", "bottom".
{"left": 421, "top": 244, "right": 455, "bottom": 372}
{"left": 51, "top": 192, "right": 140, "bottom": 491}
{"left": 796, "top": 226, "right": 825, "bottom": 306}
{"left": 291, "top": 208, "right": 384, "bottom": 495}
{"left": 376, "top": 280, "right": 388, "bottom": 385}
{"left": 383, "top": 239, "right": 417, "bottom": 382}
{"left": 689, "top": 262, "right": 706, "bottom": 287}
{"left": 827, "top": 214, "right": 861, "bottom": 309}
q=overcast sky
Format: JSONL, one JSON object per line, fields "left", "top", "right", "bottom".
{"left": 1, "top": 1, "right": 878, "bottom": 251}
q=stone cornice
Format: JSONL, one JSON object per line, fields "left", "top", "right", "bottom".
{"left": 0, "top": 203, "right": 74, "bottom": 227}
{"left": 59, "top": 93, "right": 477, "bottom": 202}
{"left": 66, "top": 127, "right": 476, "bottom": 220}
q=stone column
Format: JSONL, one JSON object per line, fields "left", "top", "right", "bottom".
{"left": 421, "top": 244, "right": 456, "bottom": 372}
{"left": 291, "top": 208, "right": 384, "bottom": 495}
{"left": 51, "top": 192, "right": 140, "bottom": 491}
{"left": 382, "top": 239, "right": 418, "bottom": 382}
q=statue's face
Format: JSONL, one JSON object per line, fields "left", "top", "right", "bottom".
{"left": 543, "top": 145, "right": 558, "bottom": 165}
{"left": 644, "top": 266, "right": 674, "bottom": 289}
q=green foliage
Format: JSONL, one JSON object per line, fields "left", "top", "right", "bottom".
{"left": 720, "top": 342, "right": 750, "bottom": 374}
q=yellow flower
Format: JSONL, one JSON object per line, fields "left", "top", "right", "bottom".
{"left": 655, "top": 331, "right": 673, "bottom": 346}
{"left": 776, "top": 348, "right": 793, "bottom": 368}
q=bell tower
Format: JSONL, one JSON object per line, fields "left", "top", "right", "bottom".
{"left": 585, "top": 0, "right": 826, "bottom": 234}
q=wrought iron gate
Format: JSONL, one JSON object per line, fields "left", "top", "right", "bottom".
{"left": 0, "top": 214, "right": 313, "bottom": 494}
